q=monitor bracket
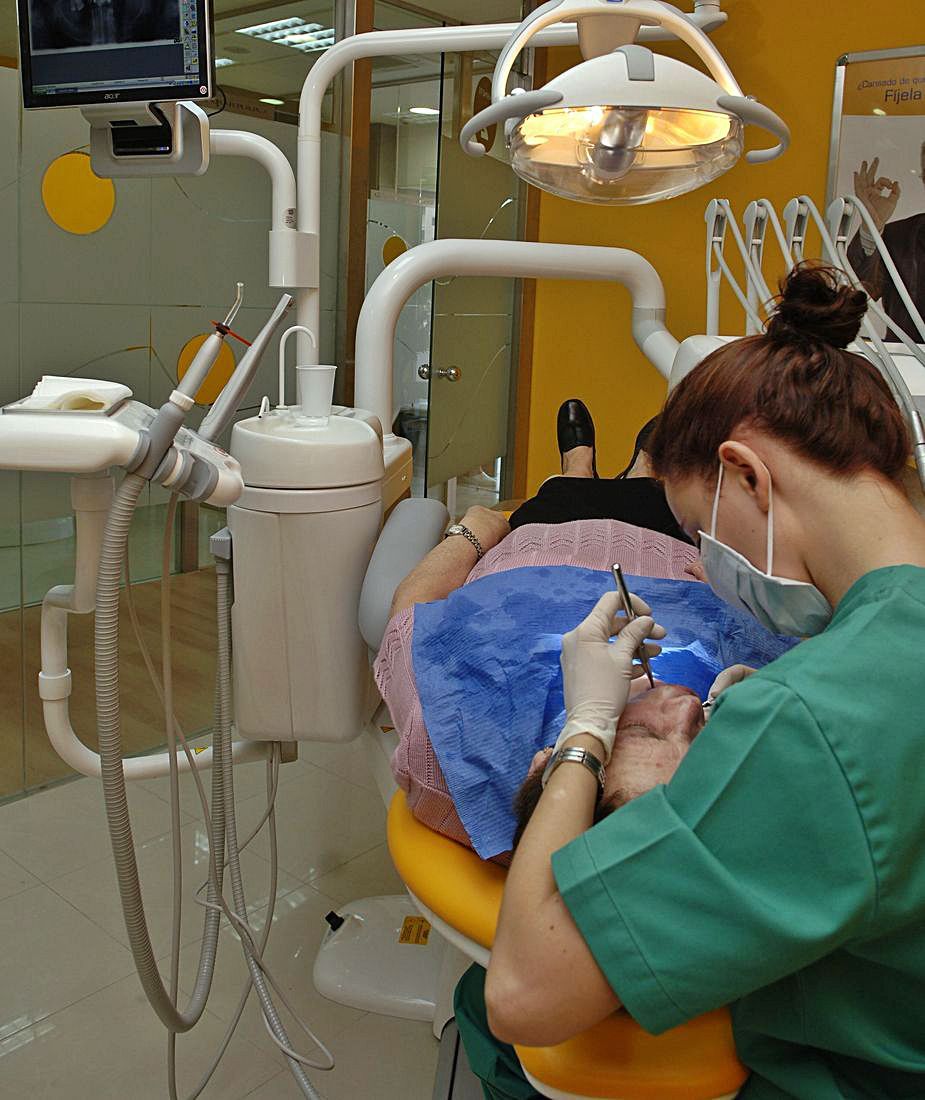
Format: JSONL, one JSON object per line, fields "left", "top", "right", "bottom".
{"left": 81, "top": 101, "right": 210, "bottom": 178}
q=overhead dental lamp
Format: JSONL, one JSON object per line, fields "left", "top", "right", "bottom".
{"left": 461, "top": 0, "right": 790, "bottom": 205}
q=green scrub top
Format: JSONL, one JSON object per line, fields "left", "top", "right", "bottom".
{"left": 552, "top": 566, "right": 925, "bottom": 1099}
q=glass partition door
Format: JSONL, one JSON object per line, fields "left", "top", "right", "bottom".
{"left": 426, "top": 50, "right": 523, "bottom": 513}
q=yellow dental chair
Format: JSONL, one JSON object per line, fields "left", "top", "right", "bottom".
{"left": 357, "top": 498, "right": 749, "bottom": 1100}
{"left": 388, "top": 790, "right": 746, "bottom": 1100}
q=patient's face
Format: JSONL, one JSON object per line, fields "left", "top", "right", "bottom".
{"left": 528, "top": 684, "right": 704, "bottom": 806}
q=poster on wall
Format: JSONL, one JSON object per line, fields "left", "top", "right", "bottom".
{"left": 827, "top": 46, "right": 925, "bottom": 337}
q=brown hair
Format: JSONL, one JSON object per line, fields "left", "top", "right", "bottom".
{"left": 647, "top": 263, "right": 911, "bottom": 485}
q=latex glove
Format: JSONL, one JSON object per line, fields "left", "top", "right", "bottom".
{"left": 707, "top": 664, "right": 756, "bottom": 705}
{"left": 555, "top": 591, "right": 665, "bottom": 763}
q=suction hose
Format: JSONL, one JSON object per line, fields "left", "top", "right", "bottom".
{"left": 95, "top": 473, "right": 226, "bottom": 1031}
{"left": 96, "top": 475, "right": 324, "bottom": 1094}
{"left": 214, "top": 564, "right": 324, "bottom": 1099}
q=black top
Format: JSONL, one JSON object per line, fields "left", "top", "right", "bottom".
{"left": 509, "top": 476, "right": 692, "bottom": 545}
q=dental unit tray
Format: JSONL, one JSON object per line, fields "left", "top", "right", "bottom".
{"left": 0, "top": 380, "right": 244, "bottom": 505}
{"left": 4, "top": 375, "right": 133, "bottom": 414}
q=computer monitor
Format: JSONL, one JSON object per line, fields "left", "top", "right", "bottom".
{"left": 18, "top": 0, "right": 214, "bottom": 110}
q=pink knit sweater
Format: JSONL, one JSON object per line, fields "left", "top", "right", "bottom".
{"left": 374, "top": 519, "right": 700, "bottom": 854}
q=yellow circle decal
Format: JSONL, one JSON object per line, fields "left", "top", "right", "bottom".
{"left": 41, "top": 152, "right": 116, "bottom": 235}
{"left": 382, "top": 235, "right": 408, "bottom": 266}
{"left": 177, "top": 335, "right": 237, "bottom": 406}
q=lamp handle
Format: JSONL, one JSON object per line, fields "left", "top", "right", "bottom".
{"left": 460, "top": 89, "right": 563, "bottom": 156}
{"left": 716, "top": 95, "right": 790, "bottom": 164}
{"left": 277, "top": 325, "right": 317, "bottom": 409}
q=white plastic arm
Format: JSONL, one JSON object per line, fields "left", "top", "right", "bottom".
{"left": 210, "top": 130, "right": 315, "bottom": 290}
{"left": 745, "top": 199, "right": 794, "bottom": 271}
{"left": 828, "top": 195, "right": 925, "bottom": 344}
{"left": 721, "top": 200, "right": 774, "bottom": 313}
{"left": 39, "top": 475, "right": 272, "bottom": 781}
{"left": 790, "top": 196, "right": 925, "bottom": 485}
{"left": 783, "top": 197, "right": 809, "bottom": 262}
{"left": 294, "top": 21, "right": 580, "bottom": 364}
{"left": 292, "top": 8, "right": 725, "bottom": 359}
{"left": 355, "top": 238, "right": 677, "bottom": 435}
{"left": 210, "top": 129, "right": 297, "bottom": 232}
{"left": 742, "top": 200, "right": 772, "bottom": 326}
{"left": 704, "top": 199, "right": 727, "bottom": 335}
{"left": 826, "top": 201, "right": 925, "bottom": 380}
{"left": 490, "top": 0, "right": 740, "bottom": 103}
{"left": 705, "top": 199, "right": 765, "bottom": 333}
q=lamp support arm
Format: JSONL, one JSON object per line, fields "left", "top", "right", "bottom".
{"left": 490, "top": 0, "right": 741, "bottom": 104}
{"left": 293, "top": 22, "right": 579, "bottom": 365}
{"left": 355, "top": 239, "right": 678, "bottom": 435}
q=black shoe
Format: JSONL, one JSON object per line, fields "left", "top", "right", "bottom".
{"left": 557, "top": 399, "right": 598, "bottom": 477}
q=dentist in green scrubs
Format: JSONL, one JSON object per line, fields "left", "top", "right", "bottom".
{"left": 455, "top": 264, "right": 925, "bottom": 1099}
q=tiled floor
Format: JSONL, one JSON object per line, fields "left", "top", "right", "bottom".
{"left": 0, "top": 740, "right": 441, "bottom": 1098}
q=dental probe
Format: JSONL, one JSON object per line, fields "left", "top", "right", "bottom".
{"left": 611, "top": 564, "right": 656, "bottom": 689}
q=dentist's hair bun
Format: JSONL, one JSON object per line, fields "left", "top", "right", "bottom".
{"left": 767, "top": 262, "right": 867, "bottom": 349}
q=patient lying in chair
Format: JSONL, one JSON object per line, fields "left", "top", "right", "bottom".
{"left": 376, "top": 514, "right": 703, "bottom": 861}
{"left": 376, "top": 406, "right": 792, "bottom": 861}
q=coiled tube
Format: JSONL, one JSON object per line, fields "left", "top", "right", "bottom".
{"left": 94, "top": 473, "right": 225, "bottom": 1031}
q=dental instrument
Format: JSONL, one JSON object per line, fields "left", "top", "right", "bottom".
{"left": 612, "top": 564, "right": 656, "bottom": 689}
{"left": 199, "top": 293, "right": 294, "bottom": 441}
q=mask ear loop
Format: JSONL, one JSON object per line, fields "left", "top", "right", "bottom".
{"left": 709, "top": 463, "right": 724, "bottom": 537}
{"left": 765, "top": 476, "right": 775, "bottom": 577}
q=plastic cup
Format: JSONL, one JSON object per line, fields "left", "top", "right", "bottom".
{"left": 296, "top": 364, "right": 337, "bottom": 425}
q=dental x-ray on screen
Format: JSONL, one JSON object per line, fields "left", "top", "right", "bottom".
{"left": 18, "top": 0, "right": 211, "bottom": 108}
{"left": 28, "top": 0, "right": 180, "bottom": 51}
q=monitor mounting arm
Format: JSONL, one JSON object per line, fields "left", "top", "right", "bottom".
{"left": 81, "top": 100, "right": 210, "bottom": 177}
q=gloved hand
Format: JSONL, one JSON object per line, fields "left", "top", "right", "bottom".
{"left": 707, "top": 664, "right": 756, "bottom": 705}
{"left": 555, "top": 591, "right": 665, "bottom": 763}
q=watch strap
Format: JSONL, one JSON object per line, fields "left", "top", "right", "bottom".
{"left": 541, "top": 746, "right": 605, "bottom": 792}
{"left": 444, "top": 523, "right": 484, "bottom": 560}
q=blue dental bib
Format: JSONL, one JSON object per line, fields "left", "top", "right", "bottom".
{"left": 411, "top": 567, "right": 796, "bottom": 858}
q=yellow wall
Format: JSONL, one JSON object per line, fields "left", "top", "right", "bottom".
{"left": 527, "top": 3, "right": 925, "bottom": 487}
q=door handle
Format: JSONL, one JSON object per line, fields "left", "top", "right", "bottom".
{"left": 418, "top": 365, "right": 462, "bottom": 382}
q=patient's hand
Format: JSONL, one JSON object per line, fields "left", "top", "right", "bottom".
{"left": 462, "top": 505, "right": 510, "bottom": 555}
{"left": 684, "top": 559, "right": 707, "bottom": 583}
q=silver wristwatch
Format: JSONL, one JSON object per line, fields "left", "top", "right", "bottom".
{"left": 444, "top": 523, "right": 484, "bottom": 560}
{"left": 541, "top": 746, "right": 605, "bottom": 793}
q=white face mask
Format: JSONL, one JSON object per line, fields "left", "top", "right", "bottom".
{"left": 698, "top": 464, "right": 833, "bottom": 637}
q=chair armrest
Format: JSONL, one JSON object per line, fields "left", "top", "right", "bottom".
{"left": 359, "top": 497, "right": 450, "bottom": 651}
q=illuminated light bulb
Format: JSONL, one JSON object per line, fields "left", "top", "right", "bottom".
{"left": 587, "top": 107, "right": 648, "bottom": 181}
{"left": 510, "top": 103, "right": 743, "bottom": 205}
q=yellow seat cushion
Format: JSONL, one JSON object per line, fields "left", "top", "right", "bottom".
{"left": 387, "top": 791, "right": 748, "bottom": 1099}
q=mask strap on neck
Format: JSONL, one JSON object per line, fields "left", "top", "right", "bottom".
{"left": 710, "top": 464, "right": 724, "bottom": 537}
{"left": 766, "top": 478, "right": 775, "bottom": 576}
